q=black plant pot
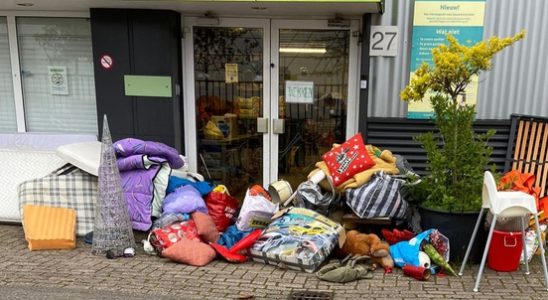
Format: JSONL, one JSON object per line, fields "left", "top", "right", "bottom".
{"left": 418, "top": 206, "right": 487, "bottom": 263}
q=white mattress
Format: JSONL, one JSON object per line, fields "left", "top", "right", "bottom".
{"left": 0, "top": 133, "right": 97, "bottom": 151}
{"left": 0, "top": 149, "right": 66, "bottom": 222}
{"left": 56, "top": 141, "right": 102, "bottom": 176}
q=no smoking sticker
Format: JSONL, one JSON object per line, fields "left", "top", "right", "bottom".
{"left": 100, "top": 55, "right": 113, "bottom": 70}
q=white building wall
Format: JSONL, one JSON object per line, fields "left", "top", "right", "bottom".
{"left": 368, "top": 0, "right": 548, "bottom": 119}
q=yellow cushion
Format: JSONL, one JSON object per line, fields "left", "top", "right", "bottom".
{"left": 23, "top": 204, "right": 76, "bottom": 251}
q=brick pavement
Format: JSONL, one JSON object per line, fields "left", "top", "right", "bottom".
{"left": 0, "top": 223, "right": 547, "bottom": 299}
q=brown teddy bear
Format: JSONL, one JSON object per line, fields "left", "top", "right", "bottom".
{"left": 341, "top": 230, "right": 394, "bottom": 271}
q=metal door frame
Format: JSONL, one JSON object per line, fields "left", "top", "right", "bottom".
{"left": 182, "top": 17, "right": 360, "bottom": 186}
{"left": 270, "top": 19, "right": 360, "bottom": 182}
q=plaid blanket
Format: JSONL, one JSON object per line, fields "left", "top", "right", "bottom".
{"left": 18, "top": 164, "right": 97, "bottom": 236}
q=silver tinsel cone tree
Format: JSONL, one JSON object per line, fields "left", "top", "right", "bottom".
{"left": 92, "top": 115, "right": 135, "bottom": 256}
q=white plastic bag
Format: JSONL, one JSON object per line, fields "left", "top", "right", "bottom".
{"left": 236, "top": 185, "right": 278, "bottom": 231}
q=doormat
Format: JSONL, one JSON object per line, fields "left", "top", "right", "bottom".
{"left": 287, "top": 290, "right": 333, "bottom": 300}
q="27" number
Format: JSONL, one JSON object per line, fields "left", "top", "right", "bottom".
{"left": 372, "top": 31, "right": 397, "bottom": 50}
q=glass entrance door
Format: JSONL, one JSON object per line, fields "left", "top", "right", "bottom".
{"left": 184, "top": 18, "right": 358, "bottom": 195}
{"left": 185, "top": 18, "right": 270, "bottom": 197}
{"left": 270, "top": 20, "right": 359, "bottom": 191}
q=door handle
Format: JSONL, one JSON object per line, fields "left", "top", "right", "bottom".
{"left": 273, "top": 119, "right": 285, "bottom": 134}
{"left": 257, "top": 117, "right": 269, "bottom": 133}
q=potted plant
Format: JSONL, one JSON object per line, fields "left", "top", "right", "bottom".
{"left": 400, "top": 32, "right": 525, "bottom": 262}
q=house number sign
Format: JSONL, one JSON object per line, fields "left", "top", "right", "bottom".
{"left": 369, "top": 26, "right": 399, "bottom": 57}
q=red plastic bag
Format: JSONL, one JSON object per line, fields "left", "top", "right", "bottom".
{"left": 150, "top": 220, "right": 201, "bottom": 253}
{"left": 205, "top": 188, "right": 239, "bottom": 232}
{"left": 210, "top": 243, "right": 248, "bottom": 263}
{"left": 209, "top": 229, "right": 263, "bottom": 263}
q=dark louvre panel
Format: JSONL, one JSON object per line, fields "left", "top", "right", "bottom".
{"left": 365, "top": 117, "right": 511, "bottom": 176}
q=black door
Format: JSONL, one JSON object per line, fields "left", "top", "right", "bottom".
{"left": 90, "top": 8, "right": 183, "bottom": 150}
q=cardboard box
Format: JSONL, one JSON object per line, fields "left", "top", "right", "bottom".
{"left": 211, "top": 114, "right": 238, "bottom": 138}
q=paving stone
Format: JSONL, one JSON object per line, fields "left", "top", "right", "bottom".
{"left": 1, "top": 224, "right": 548, "bottom": 299}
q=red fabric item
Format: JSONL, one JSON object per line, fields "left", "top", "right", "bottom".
{"left": 381, "top": 228, "right": 415, "bottom": 245}
{"left": 229, "top": 229, "right": 262, "bottom": 254}
{"left": 205, "top": 191, "right": 239, "bottom": 232}
{"left": 210, "top": 242, "right": 248, "bottom": 263}
{"left": 192, "top": 211, "right": 220, "bottom": 243}
{"left": 150, "top": 220, "right": 200, "bottom": 253}
{"left": 540, "top": 196, "right": 548, "bottom": 214}
{"left": 321, "top": 133, "right": 375, "bottom": 187}
{"left": 162, "top": 238, "right": 216, "bottom": 266}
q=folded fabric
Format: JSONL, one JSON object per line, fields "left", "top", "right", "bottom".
{"left": 316, "top": 255, "right": 375, "bottom": 283}
{"left": 162, "top": 238, "right": 216, "bottom": 266}
{"left": 313, "top": 144, "right": 399, "bottom": 192}
{"left": 163, "top": 185, "right": 208, "bottom": 215}
{"left": 152, "top": 213, "right": 190, "bottom": 230}
{"left": 113, "top": 138, "right": 183, "bottom": 169}
{"left": 167, "top": 176, "right": 214, "bottom": 195}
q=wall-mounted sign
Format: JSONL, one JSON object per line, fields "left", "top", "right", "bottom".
{"left": 124, "top": 75, "right": 172, "bottom": 98}
{"left": 48, "top": 66, "right": 68, "bottom": 95}
{"left": 369, "top": 26, "right": 398, "bottom": 56}
{"left": 100, "top": 54, "right": 113, "bottom": 70}
{"left": 407, "top": 0, "right": 485, "bottom": 119}
{"left": 286, "top": 81, "right": 314, "bottom": 104}
{"left": 225, "top": 63, "right": 238, "bottom": 83}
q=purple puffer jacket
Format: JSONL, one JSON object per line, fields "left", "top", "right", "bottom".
{"left": 114, "top": 138, "right": 183, "bottom": 169}
{"left": 114, "top": 138, "right": 184, "bottom": 231}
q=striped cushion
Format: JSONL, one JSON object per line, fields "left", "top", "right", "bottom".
{"left": 23, "top": 204, "right": 76, "bottom": 250}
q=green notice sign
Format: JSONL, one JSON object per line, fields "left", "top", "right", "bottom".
{"left": 124, "top": 75, "right": 172, "bottom": 98}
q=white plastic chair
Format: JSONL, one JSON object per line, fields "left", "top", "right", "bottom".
{"left": 458, "top": 171, "right": 548, "bottom": 292}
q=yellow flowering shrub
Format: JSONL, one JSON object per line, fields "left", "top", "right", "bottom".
{"left": 401, "top": 31, "right": 525, "bottom": 102}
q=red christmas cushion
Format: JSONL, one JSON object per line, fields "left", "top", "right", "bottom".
{"left": 150, "top": 220, "right": 201, "bottom": 253}
{"left": 321, "top": 133, "right": 375, "bottom": 187}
